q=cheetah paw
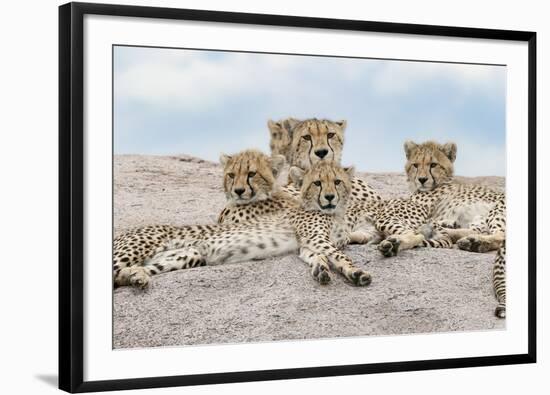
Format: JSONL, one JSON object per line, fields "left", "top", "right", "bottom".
{"left": 123, "top": 266, "right": 151, "bottom": 289}
{"left": 457, "top": 236, "right": 491, "bottom": 253}
{"left": 349, "top": 269, "right": 372, "bottom": 286}
{"left": 312, "top": 265, "right": 331, "bottom": 285}
{"left": 378, "top": 237, "right": 400, "bottom": 257}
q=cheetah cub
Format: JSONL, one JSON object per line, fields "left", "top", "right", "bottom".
{"left": 376, "top": 141, "right": 505, "bottom": 257}
{"left": 268, "top": 118, "right": 382, "bottom": 244}
{"left": 375, "top": 140, "right": 506, "bottom": 318}
{"left": 151, "top": 161, "right": 371, "bottom": 286}
{"left": 216, "top": 149, "right": 300, "bottom": 224}
{"left": 114, "top": 159, "right": 371, "bottom": 288}
{"left": 268, "top": 118, "right": 380, "bottom": 202}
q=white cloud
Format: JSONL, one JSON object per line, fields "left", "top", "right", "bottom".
{"left": 116, "top": 52, "right": 257, "bottom": 111}
{"left": 115, "top": 49, "right": 350, "bottom": 112}
{"left": 454, "top": 140, "right": 505, "bottom": 177}
{"left": 368, "top": 61, "right": 505, "bottom": 97}
{"left": 114, "top": 47, "right": 506, "bottom": 177}
{"left": 116, "top": 48, "right": 505, "bottom": 114}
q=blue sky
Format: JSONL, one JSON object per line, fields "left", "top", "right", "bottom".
{"left": 114, "top": 46, "right": 506, "bottom": 176}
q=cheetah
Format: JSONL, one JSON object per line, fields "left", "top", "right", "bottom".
{"left": 375, "top": 140, "right": 506, "bottom": 318}
{"left": 114, "top": 149, "right": 299, "bottom": 288}
{"left": 221, "top": 145, "right": 381, "bottom": 246}
{"left": 268, "top": 118, "right": 383, "bottom": 244}
{"left": 216, "top": 149, "right": 300, "bottom": 225}
{"left": 267, "top": 117, "right": 300, "bottom": 163}
{"left": 114, "top": 160, "right": 372, "bottom": 288}
{"left": 267, "top": 118, "right": 380, "bottom": 202}
{"left": 377, "top": 141, "right": 505, "bottom": 255}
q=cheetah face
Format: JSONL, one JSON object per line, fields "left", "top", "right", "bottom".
{"left": 289, "top": 119, "right": 346, "bottom": 170}
{"left": 220, "top": 150, "right": 286, "bottom": 205}
{"left": 404, "top": 140, "right": 456, "bottom": 192}
{"left": 267, "top": 118, "right": 301, "bottom": 162}
{"left": 289, "top": 161, "right": 353, "bottom": 215}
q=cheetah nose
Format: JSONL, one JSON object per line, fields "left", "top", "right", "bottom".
{"left": 315, "top": 149, "right": 329, "bottom": 159}
{"left": 234, "top": 188, "right": 245, "bottom": 196}
{"left": 324, "top": 194, "right": 335, "bottom": 202}
{"left": 418, "top": 177, "right": 428, "bottom": 185}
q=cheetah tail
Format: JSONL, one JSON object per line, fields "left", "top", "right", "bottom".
{"left": 493, "top": 244, "right": 506, "bottom": 318}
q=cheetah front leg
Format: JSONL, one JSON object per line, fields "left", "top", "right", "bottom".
{"left": 113, "top": 244, "right": 168, "bottom": 289}
{"left": 299, "top": 247, "right": 331, "bottom": 285}
{"left": 440, "top": 218, "right": 490, "bottom": 246}
{"left": 443, "top": 228, "right": 480, "bottom": 243}
{"left": 457, "top": 231, "right": 505, "bottom": 253}
{"left": 114, "top": 266, "right": 152, "bottom": 289}
{"left": 457, "top": 200, "right": 506, "bottom": 253}
{"left": 304, "top": 237, "right": 371, "bottom": 286}
{"left": 327, "top": 248, "right": 372, "bottom": 286}
{"left": 378, "top": 231, "right": 425, "bottom": 257}
{"left": 420, "top": 223, "right": 454, "bottom": 249}
{"left": 378, "top": 223, "right": 455, "bottom": 256}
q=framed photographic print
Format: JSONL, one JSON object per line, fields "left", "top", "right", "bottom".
{"left": 59, "top": 2, "right": 537, "bottom": 393}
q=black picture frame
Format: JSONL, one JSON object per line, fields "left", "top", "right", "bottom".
{"left": 59, "top": 2, "right": 537, "bottom": 393}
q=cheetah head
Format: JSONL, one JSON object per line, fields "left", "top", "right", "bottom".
{"left": 404, "top": 140, "right": 456, "bottom": 192}
{"left": 267, "top": 117, "right": 301, "bottom": 162}
{"left": 289, "top": 161, "right": 353, "bottom": 216}
{"left": 220, "top": 149, "right": 286, "bottom": 205}
{"left": 288, "top": 118, "right": 346, "bottom": 170}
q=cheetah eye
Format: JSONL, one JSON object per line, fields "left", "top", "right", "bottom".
{"left": 412, "top": 163, "right": 418, "bottom": 169}
{"left": 313, "top": 180, "right": 321, "bottom": 186}
{"left": 430, "top": 163, "right": 437, "bottom": 168}
{"left": 248, "top": 171, "right": 256, "bottom": 178}
{"left": 327, "top": 132, "right": 335, "bottom": 138}
{"left": 227, "top": 173, "right": 235, "bottom": 179}
{"left": 334, "top": 179, "right": 341, "bottom": 185}
{"left": 302, "top": 135, "right": 311, "bottom": 141}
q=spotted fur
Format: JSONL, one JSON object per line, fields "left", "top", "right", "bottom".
{"left": 114, "top": 158, "right": 371, "bottom": 288}
{"left": 267, "top": 118, "right": 381, "bottom": 204}
{"left": 217, "top": 149, "right": 300, "bottom": 224}
{"left": 267, "top": 117, "right": 301, "bottom": 163}
{"left": 267, "top": 118, "right": 382, "bottom": 244}
{"left": 289, "top": 118, "right": 345, "bottom": 169}
{"left": 287, "top": 161, "right": 372, "bottom": 285}
{"left": 493, "top": 243, "right": 506, "bottom": 318}
{"left": 403, "top": 141, "right": 506, "bottom": 256}
{"left": 113, "top": 221, "right": 299, "bottom": 288}
{"left": 219, "top": 149, "right": 287, "bottom": 205}
{"left": 377, "top": 140, "right": 506, "bottom": 318}
{"left": 219, "top": 143, "right": 381, "bottom": 245}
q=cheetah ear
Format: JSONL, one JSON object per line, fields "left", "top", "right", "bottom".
{"left": 404, "top": 140, "right": 418, "bottom": 160}
{"left": 270, "top": 154, "right": 286, "bottom": 177}
{"left": 284, "top": 117, "right": 300, "bottom": 130}
{"left": 285, "top": 117, "right": 300, "bottom": 128}
{"left": 343, "top": 166, "right": 355, "bottom": 178}
{"left": 335, "top": 120, "right": 347, "bottom": 131}
{"left": 219, "top": 153, "right": 231, "bottom": 167}
{"left": 441, "top": 142, "right": 457, "bottom": 162}
{"left": 283, "top": 118, "right": 301, "bottom": 138}
{"left": 289, "top": 166, "right": 305, "bottom": 188}
{"left": 267, "top": 120, "right": 282, "bottom": 135}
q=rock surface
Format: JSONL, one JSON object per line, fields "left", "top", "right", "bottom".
{"left": 113, "top": 154, "right": 505, "bottom": 349}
